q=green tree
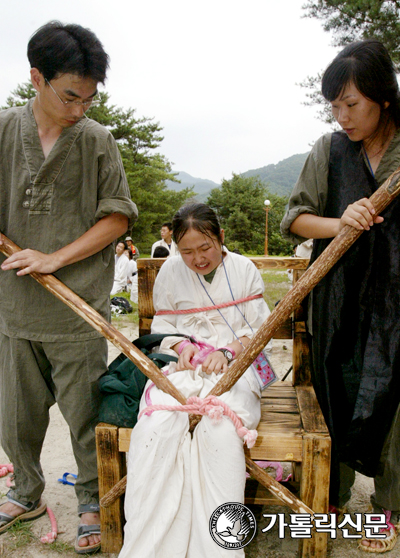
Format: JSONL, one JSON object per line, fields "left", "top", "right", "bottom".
{"left": 2, "top": 83, "right": 36, "bottom": 106}
{"left": 2, "top": 83, "right": 194, "bottom": 252}
{"left": 206, "top": 174, "right": 293, "bottom": 255}
{"left": 300, "top": 0, "right": 400, "bottom": 124}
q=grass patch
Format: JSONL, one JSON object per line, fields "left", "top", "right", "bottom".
{"left": 3, "top": 522, "right": 74, "bottom": 556}
{"left": 261, "top": 270, "right": 292, "bottom": 310}
{"left": 110, "top": 291, "right": 139, "bottom": 326}
{"left": 48, "top": 538, "right": 75, "bottom": 553}
{"left": 5, "top": 520, "right": 36, "bottom": 551}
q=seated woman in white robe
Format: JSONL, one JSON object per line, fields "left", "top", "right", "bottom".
{"left": 119, "top": 203, "right": 271, "bottom": 558}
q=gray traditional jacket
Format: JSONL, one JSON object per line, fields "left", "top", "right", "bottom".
{"left": 0, "top": 99, "right": 137, "bottom": 341}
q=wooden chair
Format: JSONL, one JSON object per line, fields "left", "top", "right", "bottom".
{"left": 96, "top": 256, "right": 331, "bottom": 557}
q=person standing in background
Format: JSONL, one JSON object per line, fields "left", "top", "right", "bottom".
{"left": 151, "top": 222, "right": 178, "bottom": 256}
{"left": 125, "top": 236, "right": 139, "bottom": 259}
{"left": 111, "top": 242, "right": 130, "bottom": 295}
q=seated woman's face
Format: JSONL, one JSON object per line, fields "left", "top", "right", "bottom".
{"left": 330, "top": 81, "right": 385, "bottom": 143}
{"left": 178, "top": 227, "right": 223, "bottom": 275}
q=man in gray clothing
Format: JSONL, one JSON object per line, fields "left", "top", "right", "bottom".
{"left": 0, "top": 21, "right": 137, "bottom": 553}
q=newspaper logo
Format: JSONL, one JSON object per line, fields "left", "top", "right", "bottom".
{"left": 209, "top": 502, "right": 257, "bottom": 549}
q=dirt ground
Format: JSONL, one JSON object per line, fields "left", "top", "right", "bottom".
{"left": 0, "top": 327, "right": 398, "bottom": 557}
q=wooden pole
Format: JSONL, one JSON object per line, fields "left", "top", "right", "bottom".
{"left": 100, "top": 450, "right": 314, "bottom": 515}
{"left": 244, "top": 453, "right": 314, "bottom": 514}
{"left": 4, "top": 167, "right": 400, "bottom": 513}
{"left": 99, "top": 164, "right": 400, "bottom": 508}
{"left": 0, "top": 235, "right": 187, "bottom": 406}
{"left": 264, "top": 200, "right": 270, "bottom": 256}
{"left": 188, "top": 166, "right": 400, "bottom": 430}
{"left": 0, "top": 234, "right": 304, "bottom": 512}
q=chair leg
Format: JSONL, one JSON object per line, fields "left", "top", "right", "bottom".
{"left": 96, "top": 423, "right": 126, "bottom": 553}
{"left": 299, "top": 433, "right": 331, "bottom": 558}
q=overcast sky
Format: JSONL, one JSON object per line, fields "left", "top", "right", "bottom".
{"left": 2, "top": 0, "right": 338, "bottom": 183}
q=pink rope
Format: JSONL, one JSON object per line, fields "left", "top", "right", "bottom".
{"left": 155, "top": 294, "right": 263, "bottom": 315}
{"left": 0, "top": 463, "right": 58, "bottom": 544}
{"left": 139, "top": 395, "right": 258, "bottom": 448}
{"left": 145, "top": 366, "right": 171, "bottom": 405}
{"left": 0, "top": 464, "right": 13, "bottom": 477}
{"left": 0, "top": 464, "right": 14, "bottom": 488}
{"left": 190, "top": 339, "right": 215, "bottom": 366}
{"left": 40, "top": 506, "right": 58, "bottom": 544}
{"left": 144, "top": 338, "right": 216, "bottom": 406}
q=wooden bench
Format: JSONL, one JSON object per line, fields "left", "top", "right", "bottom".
{"left": 96, "top": 256, "right": 331, "bottom": 557}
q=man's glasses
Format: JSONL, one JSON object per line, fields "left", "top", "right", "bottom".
{"left": 45, "top": 79, "right": 100, "bottom": 108}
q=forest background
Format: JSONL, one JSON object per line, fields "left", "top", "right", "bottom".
{"left": 4, "top": 0, "right": 399, "bottom": 256}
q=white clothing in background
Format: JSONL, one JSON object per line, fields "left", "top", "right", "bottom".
{"left": 126, "top": 259, "right": 137, "bottom": 287}
{"left": 127, "top": 259, "right": 138, "bottom": 303}
{"left": 110, "top": 254, "right": 130, "bottom": 295}
{"left": 119, "top": 249, "right": 271, "bottom": 558}
{"left": 151, "top": 238, "right": 179, "bottom": 257}
{"left": 295, "top": 239, "right": 313, "bottom": 258}
{"left": 129, "top": 275, "right": 138, "bottom": 304}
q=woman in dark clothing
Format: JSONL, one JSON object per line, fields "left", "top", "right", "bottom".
{"left": 281, "top": 39, "right": 400, "bottom": 553}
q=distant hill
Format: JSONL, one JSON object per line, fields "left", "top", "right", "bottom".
{"left": 166, "top": 152, "right": 309, "bottom": 201}
{"left": 241, "top": 153, "right": 309, "bottom": 197}
{"left": 165, "top": 172, "right": 220, "bottom": 202}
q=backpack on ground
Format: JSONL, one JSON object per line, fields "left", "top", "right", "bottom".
{"left": 110, "top": 296, "right": 133, "bottom": 314}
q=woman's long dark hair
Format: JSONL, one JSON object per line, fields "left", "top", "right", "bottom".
{"left": 172, "top": 203, "right": 222, "bottom": 245}
{"left": 322, "top": 39, "right": 400, "bottom": 128}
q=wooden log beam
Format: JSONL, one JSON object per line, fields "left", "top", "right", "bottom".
{"left": 0, "top": 234, "right": 187, "bottom": 406}
{"left": 244, "top": 452, "right": 313, "bottom": 514}
{"left": 8, "top": 167, "right": 400, "bottom": 513}
{"left": 189, "top": 166, "right": 400, "bottom": 431}
{"left": 0, "top": 234, "right": 313, "bottom": 515}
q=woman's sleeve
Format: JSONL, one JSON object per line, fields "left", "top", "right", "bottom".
{"left": 280, "top": 134, "right": 331, "bottom": 244}
{"left": 151, "top": 259, "right": 187, "bottom": 352}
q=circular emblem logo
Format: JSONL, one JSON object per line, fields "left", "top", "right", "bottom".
{"left": 209, "top": 502, "right": 257, "bottom": 549}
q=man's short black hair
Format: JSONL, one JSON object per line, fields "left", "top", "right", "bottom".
{"left": 162, "top": 222, "right": 173, "bottom": 230}
{"left": 27, "top": 21, "right": 109, "bottom": 83}
{"left": 153, "top": 246, "right": 170, "bottom": 258}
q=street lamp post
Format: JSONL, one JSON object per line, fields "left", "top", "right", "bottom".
{"left": 264, "top": 199, "right": 270, "bottom": 256}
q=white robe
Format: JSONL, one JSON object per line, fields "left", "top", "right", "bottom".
{"left": 126, "top": 259, "right": 138, "bottom": 284}
{"left": 127, "top": 259, "right": 138, "bottom": 303}
{"left": 111, "top": 254, "right": 130, "bottom": 295}
{"left": 151, "top": 238, "right": 179, "bottom": 257}
{"left": 119, "top": 250, "right": 271, "bottom": 558}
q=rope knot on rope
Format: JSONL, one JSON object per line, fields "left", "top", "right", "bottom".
{"left": 139, "top": 395, "right": 258, "bottom": 448}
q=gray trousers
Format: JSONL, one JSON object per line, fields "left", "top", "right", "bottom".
{"left": 0, "top": 333, "right": 107, "bottom": 509}
{"left": 339, "top": 403, "right": 400, "bottom": 513}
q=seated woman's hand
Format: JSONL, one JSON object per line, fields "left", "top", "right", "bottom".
{"left": 201, "top": 351, "right": 229, "bottom": 375}
{"left": 339, "top": 197, "right": 384, "bottom": 232}
{"left": 176, "top": 343, "right": 199, "bottom": 371}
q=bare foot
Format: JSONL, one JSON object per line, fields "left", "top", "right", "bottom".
{"left": 360, "top": 528, "right": 392, "bottom": 551}
{"left": 78, "top": 512, "right": 101, "bottom": 549}
{"left": 0, "top": 501, "right": 27, "bottom": 518}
